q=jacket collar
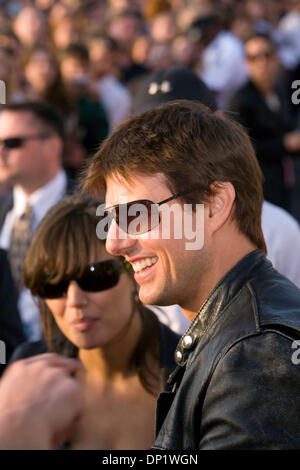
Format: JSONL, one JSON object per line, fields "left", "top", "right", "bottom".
{"left": 174, "top": 249, "right": 269, "bottom": 367}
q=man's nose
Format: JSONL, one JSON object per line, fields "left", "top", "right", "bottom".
{"left": 105, "top": 218, "right": 137, "bottom": 256}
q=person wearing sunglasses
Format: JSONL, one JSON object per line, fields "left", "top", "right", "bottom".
{"left": 83, "top": 99, "right": 300, "bottom": 450}
{"left": 0, "top": 101, "right": 76, "bottom": 346}
{"left": 227, "top": 32, "right": 300, "bottom": 213}
{"left": 9, "top": 196, "right": 180, "bottom": 450}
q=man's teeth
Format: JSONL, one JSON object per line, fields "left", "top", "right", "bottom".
{"left": 131, "top": 257, "right": 158, "bottom": 273}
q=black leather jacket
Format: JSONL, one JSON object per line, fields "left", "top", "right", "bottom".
{"left": 153, "top": 250, "right": 300, "bottom": 450}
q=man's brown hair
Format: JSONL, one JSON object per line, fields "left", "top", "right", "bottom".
{"left": 83, "top": 99, "right": 266, "bottom": 252}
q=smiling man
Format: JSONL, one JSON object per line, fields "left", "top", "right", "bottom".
{"left": 83, "top": 100, "right": 300, "bottom": 450}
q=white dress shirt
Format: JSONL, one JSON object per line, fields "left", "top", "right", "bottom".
{"left": 0, "top": 169, "right": 67, "bottom": 341}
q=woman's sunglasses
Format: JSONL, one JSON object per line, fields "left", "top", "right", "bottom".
{"left": 103, "top": 189, "right": 195, "bottom": 236}
{"left": 37, "top": 259, "right": 130, "bottom": 299}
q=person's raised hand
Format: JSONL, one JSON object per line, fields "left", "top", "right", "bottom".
{"left": 0, "top": 353, "right": 83, "bottom": 449}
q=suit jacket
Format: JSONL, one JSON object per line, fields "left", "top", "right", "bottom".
{"left": 226, "top": 79, "right": 295, "bottom": 209}
{"left": 0, "top": 174, "right": 77, "bottom": 372}
{"left": 0, "top": 248, "right": 26, "bottom": 376}
{"left": 227, "top": 79, "right": 294, "bottom": 165}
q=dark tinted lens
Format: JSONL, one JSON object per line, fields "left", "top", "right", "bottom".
{"left": 116, "top": 200, "right": 159, "bottom": 235}
{"left": 37, "top": 261, "right": 123, "bottom": 298}
{"left": 4, "top": 137, "right": 24, "bottom": 149}
{"left": 247, "top": 51, "right": 273, "bottom": 61}
{"left": 38, "top": 280, "right": 70, "bottom": 299}
{"left": 77, "top": 260, "right": 121, "bottom": 292}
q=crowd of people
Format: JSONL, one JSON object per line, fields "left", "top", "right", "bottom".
{"left": 0, "top": 0, "right": 299, "bottom": 183}
{"left": 0, "top": 0, "right": 300, "bottom": 451}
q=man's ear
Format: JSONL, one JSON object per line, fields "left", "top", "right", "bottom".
{"left": 46, "top": 135, "right": 63, "bottom": 161}
{"left": 207, "top": 182, "right": 236, "bottom": 233}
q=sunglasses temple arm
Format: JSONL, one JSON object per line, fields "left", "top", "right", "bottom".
{"left": 158, "top": 190, "right": 194, "bottom": 206}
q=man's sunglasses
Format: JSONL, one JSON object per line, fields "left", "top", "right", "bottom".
{"left": 37, "top": 259, "right": 130, "bottom": 299}
{"left": 104, "top": 189, "right": 195, "bottom": 235}
{"left": 0, "top": 133, "right": 52, "bottom": 150}
{"left": 246, "top": 50, "right": 274, "bottom": 62}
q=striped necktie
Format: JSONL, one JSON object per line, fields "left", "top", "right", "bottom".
{"left": 8, "top": 203, "right": 33, "bottom": 291}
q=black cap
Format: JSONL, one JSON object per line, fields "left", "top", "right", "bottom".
{"left": 187, "top": 15, "right": 220, "bottom": 43}
{"left": 133, "top": 66, "right": 217, "bottom": 114}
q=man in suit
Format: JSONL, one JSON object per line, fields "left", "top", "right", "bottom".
{"left": 0, "top": 101, "right": 76, "bottom": 341}
{"left": 227, "top": 33, "right": 300, "bottom": 211}
{"left": 0, "top": 248, "right": 25, "bottom": 376}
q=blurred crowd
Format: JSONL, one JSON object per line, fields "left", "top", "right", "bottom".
{"left": 0, "top": 0, "right": 300, "bottom": 450}
{"left": 0, "top": 0, "right": 298, "bottom": 183}
{"left": 0, "top": 0, "right": 300, "bottom": 345}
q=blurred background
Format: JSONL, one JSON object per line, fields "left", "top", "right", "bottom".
{"left": 0, "top": 0, "right": 300, "bottom": 373}
{"left": 0, "top": 0, "right": 298, "bottom": 202}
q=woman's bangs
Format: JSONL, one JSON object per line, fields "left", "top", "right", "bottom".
{"left": 43, "top": 213, "right": 100, "bottom": 282}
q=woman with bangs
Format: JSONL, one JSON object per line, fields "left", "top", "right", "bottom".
{"left": 10, "top": 196, "right": 180, "bottom": 450}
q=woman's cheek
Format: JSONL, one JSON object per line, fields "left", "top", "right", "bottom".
{"left": 46, "top": 298, "right": 66, "bottom": 318}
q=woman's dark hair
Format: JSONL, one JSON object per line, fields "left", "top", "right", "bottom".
{"left": 24, "top": 196, "right": 161, "bottom": 395}
{"left": 23, "top": 46, "right": 74, "bottom": 116}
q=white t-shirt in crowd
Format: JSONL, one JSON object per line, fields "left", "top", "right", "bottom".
{"left": 199, "top": 30, "right": 248, "bottom": 109}
{"left": 262, "top": 200, "right": 300, "bottom": 288}
{"left": 273, "top": 10, "right": 300, "bottom": 70}
{"left": 149, "top": 304, "right": 191, "bottom": 336}
{"left": 97, "top": 75, "right": 132, "bottom": 131}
